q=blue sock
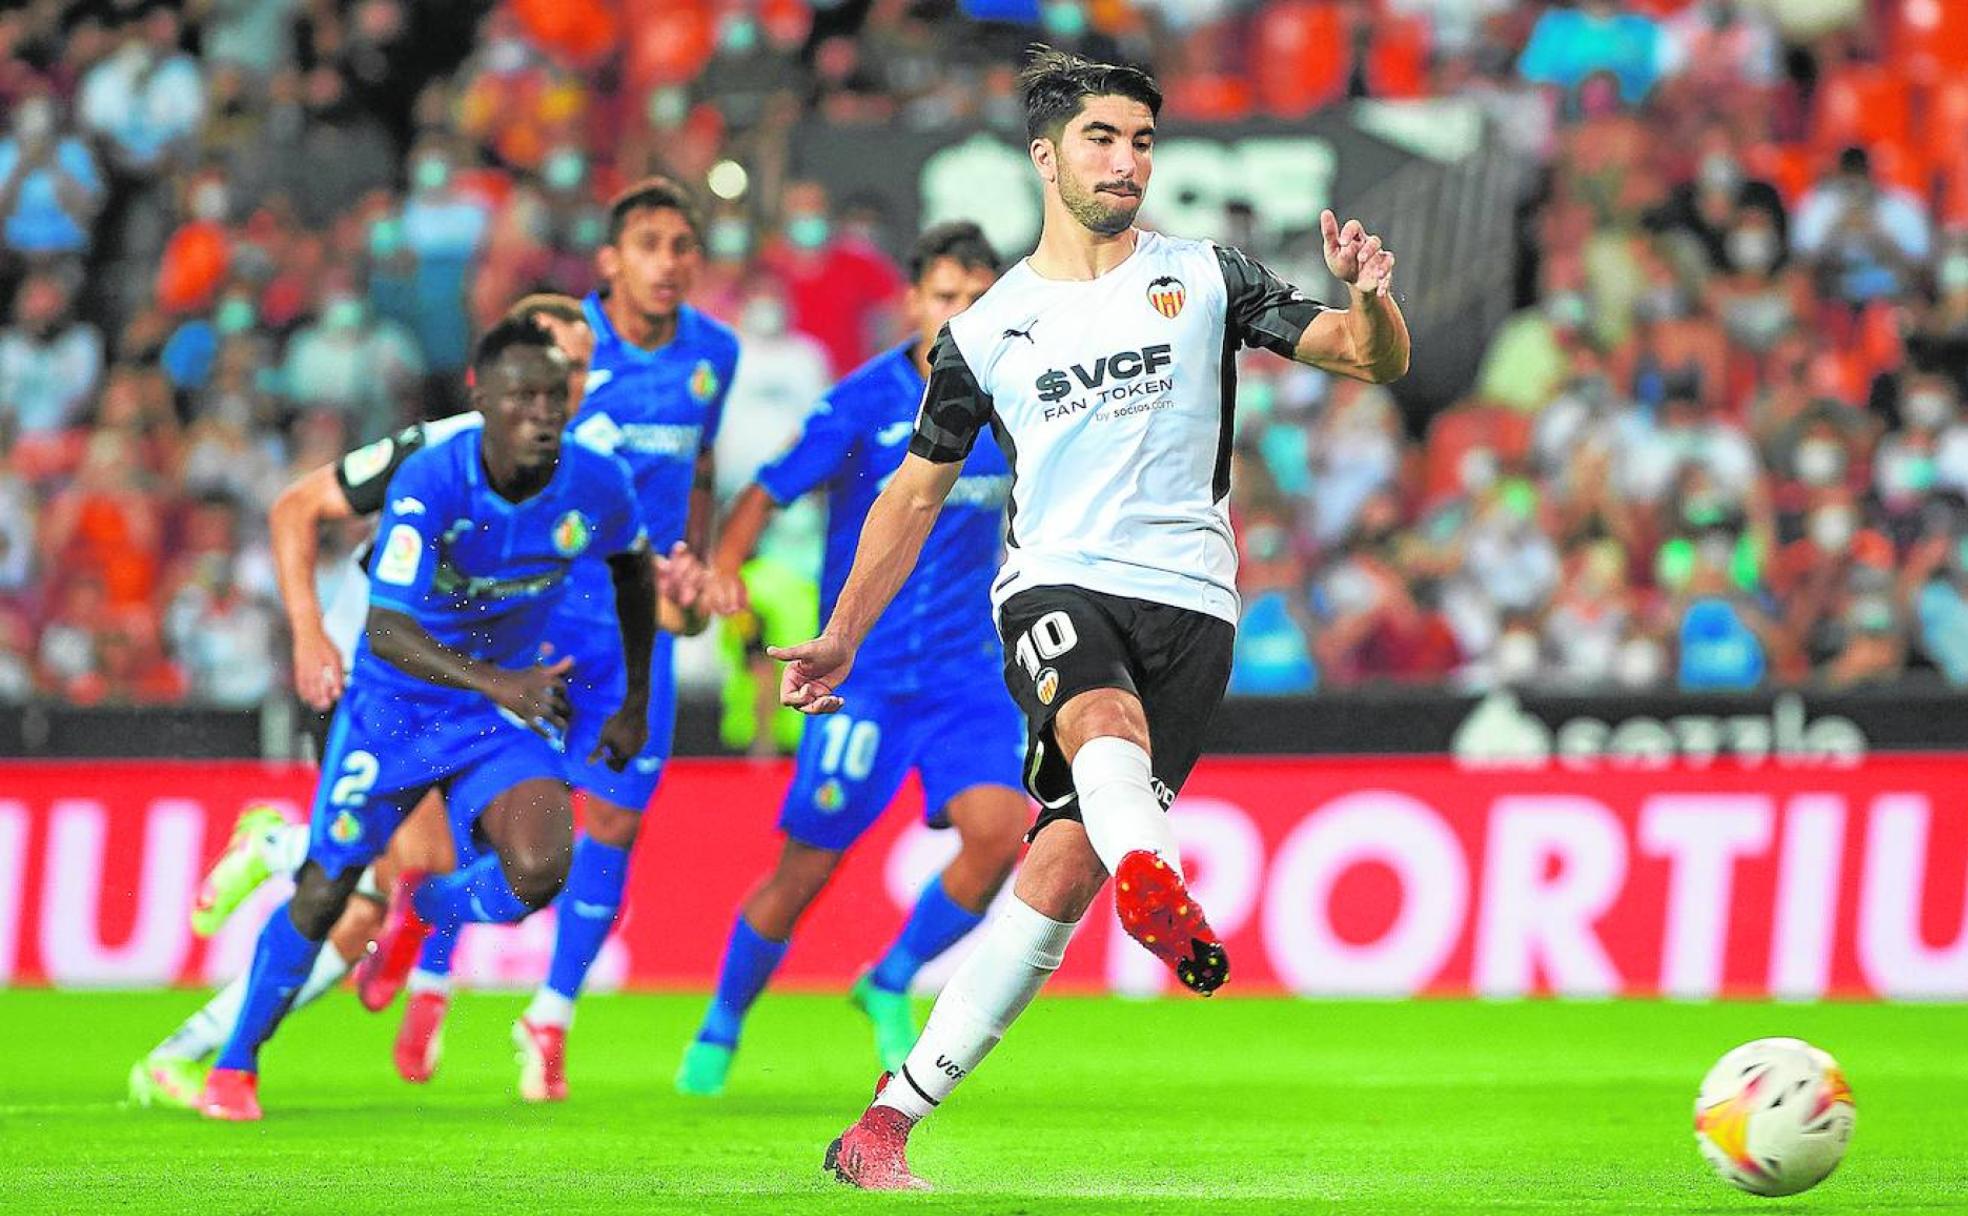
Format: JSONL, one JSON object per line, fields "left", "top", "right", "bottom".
{"left": 214, "top": 906, "right": 322, "bottom": 1073}
{"left": 868, "top": 876, "right": 986, "bottom": 994}
{"left": 697, "top": 915, "right": 788, "bottom": 1048}
{"left": 544, "top": 835, "right": 630, "bottom": 1000}
{"left": 417, "top": 927, "right": 460, "bottom": 976}
{"left": 412, "top": 854, "right": 530, "bottom": 932}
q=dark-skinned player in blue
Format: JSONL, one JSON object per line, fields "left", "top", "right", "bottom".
{"left": 358, "top": 178, "right": 742, "bottom": 1102}
{"left": 197, "top": 317, "right": 657, "bottom": 1121}
{"left": 677, "top": 223, "right": 1030, "bottom": 1095}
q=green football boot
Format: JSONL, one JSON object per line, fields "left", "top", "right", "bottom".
{"left": 675, "top": 1039, "right": 734, "bottom": 1097}
{"left": 127, "top": 1054, "right": 209, "bottom": 1111}
{"left": 850, "top": 974, "right": 918, "bottom": 1074}
{"left": 190, "top": 804, "right": 288, "bottom": 937}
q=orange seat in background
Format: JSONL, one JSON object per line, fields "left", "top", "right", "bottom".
{"left": 1252, "top": 1, "right": 1351, "bottom": 117}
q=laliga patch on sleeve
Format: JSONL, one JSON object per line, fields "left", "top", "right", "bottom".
{"left": 341, "top": 436, "right": 395, "bottom": 487}
{"left": 375, "top": 524, "right": 423, "bottom": 586}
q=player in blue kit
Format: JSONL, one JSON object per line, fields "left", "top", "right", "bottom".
{"left": 196, "top": 318, "right": 657, "bottom": 1122}
{"left": 362, "top": 178, "right": 740, "bottom": 1101}
{"left": 676, "top": 223, "right": 1030, "bottom": 1096}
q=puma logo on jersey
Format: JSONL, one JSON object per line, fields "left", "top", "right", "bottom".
{"left": 1002, "top": 324, "right": 1036, "bottom": 344}
{"left": 1035, "top": 344, "right": 1173, "bottom": 403}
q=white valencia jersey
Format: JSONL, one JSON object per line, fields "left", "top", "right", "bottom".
{"left": 910, "top": 229, "right": 1326, "bottom": 625}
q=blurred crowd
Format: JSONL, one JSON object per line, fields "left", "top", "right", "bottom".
{"left": 0, "top": 0, "right": 1964, "bottom": 710}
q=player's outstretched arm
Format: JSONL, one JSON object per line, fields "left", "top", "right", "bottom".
{"left": 593, "top": 549, "right": 657, "bottom": 769}
{"left": 768, "top": 453, "right": 963, "bottom": 714}
{"left": 1292, "top": 209, "right": 1410, "bottom": 384}
{"left": 366, "top": 606, "right": 573, "bottom": 734}
{"left": 269, "top": 463, "right": 358, "bottom": 710}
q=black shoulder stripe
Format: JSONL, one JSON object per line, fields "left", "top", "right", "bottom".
{"left": 1214, "top": 244, "right": 1325, "bottom": 358}
{"left": 908, "top": 325, "right": 994, "bottom": 464}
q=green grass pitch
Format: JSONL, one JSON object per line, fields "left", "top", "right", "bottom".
{"left": 2, "top": 990, "right": 1963, "bottom": 1213}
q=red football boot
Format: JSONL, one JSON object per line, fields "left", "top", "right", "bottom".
{"left": 824, "top": 1102, "right": 930, "bottom": 1192}
{"left": 197, "top": 1068, "right": 262, "bottom": 1122}
{"left": 394, "top": 991, "right": 449, "bottom": 1083}
{"left": 352, "top": 869, "right": 430, "bottom": 1012}
{"left": 1113, "top": 850, "right": 1229, "bottom": 995}
{"left": 513, "top": 1017, "right": 569, "bottom": 1102}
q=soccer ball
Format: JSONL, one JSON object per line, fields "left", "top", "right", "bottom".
{"left": 1694, "top": 1037, "right": 1856, "bottom": 1197}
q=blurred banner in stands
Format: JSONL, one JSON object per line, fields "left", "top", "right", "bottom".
{"left": 5, "top": 754, "right": 1963, "bottom": 999}
{"left": 795, "top": 101, "right": 1529, "bottom": 415}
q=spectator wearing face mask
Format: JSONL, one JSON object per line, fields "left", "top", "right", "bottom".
{"left": 758, "top": 179, "right": 904, "bottom": 376}
{"left": 0, "top": 272, "right": 104, "bottom": 435}
{"left": 1478, "top": 253, "right": 1588, "bottom": 413}
{"left": 391, "top": 142, "right": 489, "bottom": 412}
{"left": 77, "top": 6, "right": 205, "bottom": 178}
{"left": 1912, "top": 530, "right": 1968, "bottom": 685}
{"left": 1649, "top": 126, "right": 1788, "bottom": 276}
{"left": 1793, "top": 146, "right": 1932, "bottom": 308}
{"left": 0, "top": 91, "right": 105, "bottom": 260}
{"left": 1229, "top": 517, "right": 1318, "bottom": 695}
{"left": 279, "top": 284, "right": 425, "bottom": 443}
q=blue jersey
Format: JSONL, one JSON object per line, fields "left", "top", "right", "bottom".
{"left": 355, "top": 418, "right": 648, "bottom": 701}
{"left": 561, "top": 297, "right": 739, "bottom": 623}
{"left": 757, "top": 343, "right": 1010, "bottom": 694}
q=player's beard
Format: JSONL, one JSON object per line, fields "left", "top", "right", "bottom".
{"left": 1058, "top": 164, "right": 1141, "bottom": 237}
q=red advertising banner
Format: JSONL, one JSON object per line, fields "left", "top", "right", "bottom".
{"left": 3, "top": 755, "right": 1965, "bottom": 998}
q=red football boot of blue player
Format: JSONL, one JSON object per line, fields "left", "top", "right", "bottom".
{"left": 513, "top": 1017, "right": 569, "bottom": 1102}
{"left": 394, "top": 991, "right": 449, "bottom": 1083}
{"left": 197, "top": 1068, "right": 262, "bottom": 1122}
{"left": 1113, "top": 850, "right": 1229, "bottom": 996}
{"left": 353, "top": 869, "right": 430, "bottom": 1012}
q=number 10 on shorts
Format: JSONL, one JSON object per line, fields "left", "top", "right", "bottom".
{"left": 1013, "top": 611, "right": 1077, "bottom": 705}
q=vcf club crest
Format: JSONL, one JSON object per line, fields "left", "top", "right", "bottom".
{"left": 1147, "top": 275, "right": 1185, "bottom": 319}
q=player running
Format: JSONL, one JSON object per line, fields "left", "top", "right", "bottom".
{"left": 774, "top": 49, "right": 1409, "bottom": 1188}
{"left": 196, "top": 317, "right": 659, "bottom": 1121}
{"left": 127, "top": 294, "right": 594, "bottom": 1112}
{"left": 675, "top": 223, "right": 1029, "bottom": 1096}
{"left": 363, "top": 177, "right": 739, "bottom": 1101}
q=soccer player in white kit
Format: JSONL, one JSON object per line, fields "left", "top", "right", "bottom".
{"left": 770, "top": 48, "right": 1410, "bottom": 1189}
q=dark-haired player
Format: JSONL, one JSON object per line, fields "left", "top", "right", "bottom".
{"left": 196, "top": 318, "right": 657, "bottom": 1121}
{"left": 676, "top": 223, "right": 1028, "bottom": 1095}
{"left": 775, "top": 48, "right": 1410, "bottom": 1187}
{"left": 363, "top": 179, "right": 740, "bottom": 1102}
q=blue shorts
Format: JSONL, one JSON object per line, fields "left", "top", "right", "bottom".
{"left": 778, "top": 678, "right": 1026, "bottom": 852}
{"left": 555, "top": 623, "right": 677, "bottom": 812}
{"left": 307, "top": 682, "right": 566, "bottom": 880}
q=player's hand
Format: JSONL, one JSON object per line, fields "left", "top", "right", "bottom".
{"left": 533, "top": 312, "right": 596, "bottom": 370}
{"left": 1322, "top": 209, "right": 1397, "bottom": 299}
{"left": 654, "top": 542, "right": 708, "bottom": 612}
{"left": 590, "top": 704, "right": 648, "bottom": 772}
{"left": 292, "top": 624, "right": 345, "bottom": 711}
{"left": 706, "top": 566, "right": 750, "bottom": 616}
{"left": 488, "top": 655, "right": 574, "bottom": 735}
{"left": 767, "top": 634, "right": 854, "bottom": 714}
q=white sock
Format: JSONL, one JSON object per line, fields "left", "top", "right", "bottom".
{"left": 263, "top": 822, "right": 311, "bottom": 875}
{"left": 408, "top": 967, "right": 451, "bottom": 997}
{"left": 152, "top": 946, "right": 347, "bottom": 1061}
{"left": 1070, "top": 737, "right": 1177, "bottom": 875}
{"left": 294, "top": 945, "right": 351, "bottom": 1006}
{"left": 874, "top": 896, "right": 1076, "bottom": 1123}
{"left": 153, "top": 975, "right": 249, "bottom": 1060}
{"left": 525, "top": 988, "right": 575, "bottom": 1029}
{"left": 355, "top": 866, "right": 383, "bottom": 901}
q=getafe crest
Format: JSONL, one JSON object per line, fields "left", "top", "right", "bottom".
{"left": 553, "top": 511, "right": 592, "bottom": 558}
{"left": 1147, "top": 276, "right": 1185, "bottom": 319}
{"left": 689, "top": 359, "right": 720, "bottom": 402}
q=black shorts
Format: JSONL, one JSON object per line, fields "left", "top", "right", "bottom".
{"left": 995, "top": 585, "right": 1236, "bottom": 838}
